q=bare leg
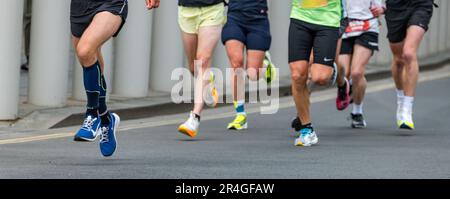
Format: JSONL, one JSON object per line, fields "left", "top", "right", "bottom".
{"left": 225, "top": 40, "right": 245, "bottom": 102}
{"left": 192, "top": 25, "right": 222, "bottom": 115}
{"left": 350, "top": 45, "right": 372, "bottom": 106}
{"left": 290, "top": 61, "right": 311, "bottom": 125}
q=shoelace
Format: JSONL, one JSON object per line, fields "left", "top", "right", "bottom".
{"left": 100, "top": 127, "right": 109, "bottom": 143}
{"left": 82, "top": 116, "right": 96, "bottom": 131}
{"left": 350, "top": 114, "right": 364, "bottom": 122}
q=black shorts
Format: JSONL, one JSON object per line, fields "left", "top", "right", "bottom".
{"left": 221, "top": 14, "right": 272, "bottom": 51}
{"left": 385, "top": 1, "right": 433, "bottom": 43}
{"left": 70, "top": 0, "right": 128, "bottom": 38}
{"left": 288, "top": 18, "right": 339, "bottom": 67}
{"left": 340, "top": 32, "right": 379, "bottom": 55}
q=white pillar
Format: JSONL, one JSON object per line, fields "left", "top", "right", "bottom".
{"left": 72, "top": 40, "right": 114, "bottom": 100}
{"left": 114, "top": 2, "right": 153, "bottom": 97}
{"left": 28, "top": 0, "right": 71, "bottom": 107}
{"left": 150, "top": 0, "right": 184, "bottom": 92}
{"left": 0, "top": 0, "right": 24, "bottom": 120}
{"left": 269, "top": 1, "right": 291, "bottom": 78}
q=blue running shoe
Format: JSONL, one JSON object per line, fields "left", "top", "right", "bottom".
{"left": 99, "top": 113, "right": 120, "bottom": 157}
{"left": 74, "top": 115, "right": 101, "bottom": 142}
{"left": 295, "top": 127, "right": 318, "bottom": 147}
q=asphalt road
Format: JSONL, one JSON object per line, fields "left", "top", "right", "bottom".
{"left": 1, "top": 67, "right": 449, "bottom": 179}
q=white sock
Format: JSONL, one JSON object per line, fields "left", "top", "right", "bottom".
{"left": 396, "top": 89, "right": 404, "bottom": 103}
{"left": 403, "top": 96, "right": 414, "bottom": 113}
{"left": 352, "top": 103, "right": 363, "bottom": 115}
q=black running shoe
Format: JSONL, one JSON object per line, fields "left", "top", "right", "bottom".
{"left": 350, "top": 113, "right": 367, "bottom": 129}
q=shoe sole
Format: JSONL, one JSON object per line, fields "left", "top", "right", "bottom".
{"left": 178, "top": 125, "right": 197, "bottom": 138}
{"left": 74, "top": 129, "right": 100, "bottom": 142}
{"left": 227, "top": 123, "right": 248, "bottom": 131}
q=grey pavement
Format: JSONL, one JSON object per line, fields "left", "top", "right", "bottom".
{"left": 0, "top": 67, "right": 449, "bottom": 179}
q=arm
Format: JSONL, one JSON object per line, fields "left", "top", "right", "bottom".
{"left": 370, "top": 0, "right": 385, "bottom": 17}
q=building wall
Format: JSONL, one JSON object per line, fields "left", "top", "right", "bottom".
{"left": 0, "top": 0, "right": 449, "bottom": 120}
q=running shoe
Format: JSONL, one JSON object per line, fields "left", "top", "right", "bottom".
{"left": 336, "top": 77, "right": 351, "bottom": 111}
{"left": 398, "top": 109, "right": 415, "bottom": 130}
{"left": 264, "top": 52, "right": 276, "bottom": 84}
{"left": 74, "top": 114, "right": 101, "bottom": 142}
{"left": 227, "top": 114, "right": 248, "bottom": 130}
{"left": 99, "top": 113, "right": 120, "bottom": 157}
{"left": 178, "top": 112, "right": 200, "bottom": 138}
{"left": 350, "top": 113, "right": 367, "bottom": 129}
{"left": 205, "top": 71, "right": 219, "bottom": 107}
{"left": 294, "top": 127, "right": 318, "bottom": 147}
{"left": 329, "top": 62, "right": 338, "bottom": 86}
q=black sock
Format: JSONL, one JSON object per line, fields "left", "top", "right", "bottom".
{"left": 86, "top": 109, "right": 98, "bottom": 118}
{"left": 100, "top": 112, "right": 110, "bottom": 126}
{"left": 302, "top": 123, "right": 313, "bottom": 130}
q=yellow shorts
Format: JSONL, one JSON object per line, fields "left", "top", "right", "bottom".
{"left": 178, "top": 3, "right": 226, "bottom": 34}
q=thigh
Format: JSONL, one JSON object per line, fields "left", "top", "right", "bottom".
{"left": 246, "top": 19, "right": 272, "bottom": 52}
{"left": 199, "top": 3, "right": 226, "bottom": 29}
{"left": 340, "top": 37, "right": 355, "bottom": 55}
{"left": 408, "top": 3, "right": 433, "bottom": 32}
{"left": 289, "top": 19, "right": 313, "bottom": 64}
{"left": 78, "top": 11, "right": 123, "bottom": 51}
{"left": 181, "top": 32, "right": 198, "bottom": 66}
{"left": 222, "top": 17, "right": 247, "bottom": 47}
{"left": 354, "top": 32, "right": 379, "bottom": 52}
{"left": 351, "top": 44, "right": 373, "bottom": 73}
{"left": 313, "top": 26, "right": 339, "bottom": 67}
{"left": 385, "top": 8, "right": 409, "bottom": 43}
{"left": 197, "top": 25, "right": 222, "bottom": 59}
{"left": 403, "top": 25, "right": 426, "bottom": 52}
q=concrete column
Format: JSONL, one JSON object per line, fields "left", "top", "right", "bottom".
{"left": 269, "top": 0, "right": 291, "bottom": 78}
{"left": 438, "top": 0, "right": 447, "bottom": 52}
{"left": 72, "top": 40, "right": 114, "bottom": 100}
{"left": 114, "top": 2, "right": 153, "bottom": 97}
{"left": 28, "top": 0, "right": 71, "bottom": 107}
{"left": 150, "top": 0, "right": 184, "bottom": 92}
{"left": 0, "top": 0, "right": 24, "bottom": 120}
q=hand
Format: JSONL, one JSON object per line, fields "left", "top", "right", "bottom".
{"left": 146, "top": 0, "right": 160, "bottom": 10}
{"left": 370, "top": 6, "right": 385, "bottom": 17}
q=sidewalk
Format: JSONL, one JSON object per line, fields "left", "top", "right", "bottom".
{"left": 1, "top": 50, "right": 450, "bottom": 132}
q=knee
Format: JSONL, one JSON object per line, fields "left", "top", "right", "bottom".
{"left": 76, "top": 44, "right": 96, "bottom": 67}
{"left": 402, "top": 49, "right": 417, "bottom": 64}
{"left": 229, "top": 55, "right": 244, "bottom": 69}
{"left": 311, "top": 73, "right": 330, "bottom": 86}
{"left": 247, "top": 68, "right": 259, "bottom": 81}
{"left": 196, "top": 54, "right": 212, "bottom": 71}
{"left": 290, "top": 69, "right": 308, "bottom": 85}
{"left": 351, "top": 68, "right": 364, "bottom": 82}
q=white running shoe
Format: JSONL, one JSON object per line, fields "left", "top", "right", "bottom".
{"left": 178, "top": 112, "right": 200, "bottom": 138}
{"left": 295, "top": 127, "right": 319, "bottom": 147}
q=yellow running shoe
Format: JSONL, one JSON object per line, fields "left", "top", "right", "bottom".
{"left": 205, "top": 71, "right": 219, "bottom": 107}
{"left": 264, "top": 52, "right": 276, "bottom": 84}
{"left": 227, "top": 114, "right": 248, "bottom": 130}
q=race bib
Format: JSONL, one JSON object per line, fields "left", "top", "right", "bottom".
{"left": 345, "top": 20, "right": 371, "bottom": 33}
{"left": 300, "top": 0, "right": 328, "bottom": 9}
